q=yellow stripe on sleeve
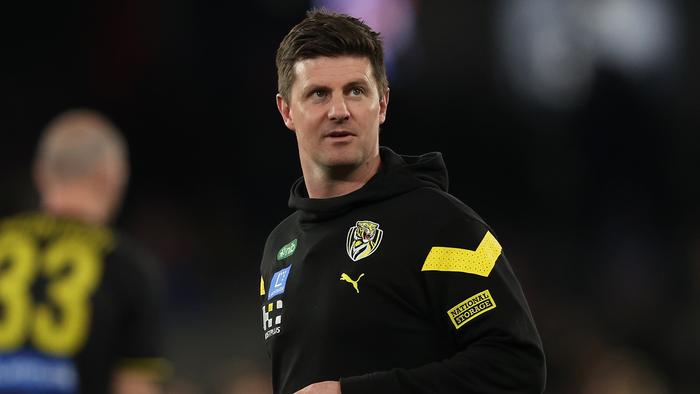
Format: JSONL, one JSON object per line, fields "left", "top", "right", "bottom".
{"left": 421, "top": 231, "right": 502, "bottom": 277}
{"left": 260, "top": 276, "right": 265, "bottom": 296}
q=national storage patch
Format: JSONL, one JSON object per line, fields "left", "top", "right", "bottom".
{"left": 447, "top": 290, "right": 496, "bottom": 329}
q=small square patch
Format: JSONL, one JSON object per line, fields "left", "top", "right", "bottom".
{"left": 268, "top": 266, "right": 292, "bottom": 300}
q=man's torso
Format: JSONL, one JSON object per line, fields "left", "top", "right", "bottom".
{"left": 0, "top": 213, "right": 155, "bottom": 394}
{"left": 261, "top": 188, "right": 469, "bottom": 393}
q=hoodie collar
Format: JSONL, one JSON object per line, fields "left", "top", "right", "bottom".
{"left": 289, "top": 146, "right": 448, "bottom": 222}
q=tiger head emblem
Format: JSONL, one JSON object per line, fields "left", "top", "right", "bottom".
{"left": 346, "top": 220, "right": 384, "bottom": 262}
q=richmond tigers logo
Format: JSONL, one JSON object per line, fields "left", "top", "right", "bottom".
{"left": 346, "top": 220, "right": 384, "bottom": 262}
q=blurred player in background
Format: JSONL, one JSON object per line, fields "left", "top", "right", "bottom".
{"left": 0, "top": 109, "right": 167, "bottom": 393}
{"left": 260, "top": 9, "right": 545, "bottom": 394}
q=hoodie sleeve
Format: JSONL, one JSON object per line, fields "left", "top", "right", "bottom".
{"left": 339, "top": 211, "right": 546, "bottom": 394}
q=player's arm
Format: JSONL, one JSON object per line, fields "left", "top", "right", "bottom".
{"left": 338, "top": 216, "right": 546, "bottom": 393}
{"left": 111, "top": 245, "right": 170, "bottom": 394}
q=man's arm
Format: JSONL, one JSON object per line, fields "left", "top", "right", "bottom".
{"left": 111, "top": 243, "right": 169, "bottom": 393}
{"left": 313, "top": 215, "right": 545, "bottom": 394}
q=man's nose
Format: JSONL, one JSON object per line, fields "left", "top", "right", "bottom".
{"left": 328, "top": 95, "right": 350, "bottom": 122}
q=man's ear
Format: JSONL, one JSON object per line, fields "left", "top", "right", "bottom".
{"left": 378, "top": 88, "right": 390, "bottom": 124}
{"left": 33, "top": 160, "right": 47, "bottom": 196}
{"left": 276, "top": 94, "right": 296, "bottom": 131}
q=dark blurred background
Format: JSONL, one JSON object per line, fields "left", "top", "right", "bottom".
{"left": 1, "top": 0, "right": 698, "bottom": 393}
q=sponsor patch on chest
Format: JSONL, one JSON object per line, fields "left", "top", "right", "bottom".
{"left": 267, "top": 266, "right": 291, "bottom": 300}
{"left": 262, "top": 299, "right": 284, "bottom": 340}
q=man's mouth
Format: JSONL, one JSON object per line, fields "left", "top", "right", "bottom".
{"left": 327, "top": 131, "right": 354, "bottom": 138}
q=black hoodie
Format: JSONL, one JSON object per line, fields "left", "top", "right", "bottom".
{"left": 260, "top": 147, "right": 546, "bottom": 394}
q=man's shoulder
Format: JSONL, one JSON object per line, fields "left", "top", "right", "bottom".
{"left": 399, "top": 188, "right": 500, "bottom": 252}
{"left": 110, "top": 232, "right": 159, "bottom": 268}
{"left": 0, "top": 211, "right": 116, "bottom": 248}
{"left": 267, "top": 211, "right": 301, "bottom": 235}
{"left": 0, "top": 211, "right": 161, "bottom": 287}
{"left": 263, "top": 211, "right": 302, "bottom": 251}
{"left": 402, "top": 186, "right": 488, "bottom": 228}
{"left": 103, "top": 233, "right": 164, "bottom": 299}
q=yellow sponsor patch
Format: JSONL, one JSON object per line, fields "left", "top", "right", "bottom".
{"left": 447, "top": 290, "right": 496, "bottom": 329}
{"left": 422, "top": 231, "right": 501, "bottom": 277}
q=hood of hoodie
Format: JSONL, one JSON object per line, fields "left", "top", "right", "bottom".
{"left": 288, "top": 146, "right": 449, "bottom": 222}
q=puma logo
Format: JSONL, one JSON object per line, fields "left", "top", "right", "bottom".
{"left": 340, "top": 273, "right": 365, "bottom": 293}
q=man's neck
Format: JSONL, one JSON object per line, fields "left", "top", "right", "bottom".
{"left": 303, "top": 156, "right": 381, "bottom": 199}
{"left": 41, "top": 187, "right": 108, "bottom": 225}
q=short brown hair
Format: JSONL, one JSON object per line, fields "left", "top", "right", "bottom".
{"left": 35, "top": 109, "right": 128, "bottom": 181}
{"left": 275, "top": 9, "right": 389, "bottom": 102}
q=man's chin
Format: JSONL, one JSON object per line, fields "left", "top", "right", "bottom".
{"left": 322, "top": 161, "right": 359, "bottom": 172}
{"left": 318, "top": 156, "right": 364, "bottom": 175}
{"left": 319, "top": 151, "right": 363, "bottom": 168}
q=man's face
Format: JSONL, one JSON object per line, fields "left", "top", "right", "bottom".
{"left": 277, "top": 56, "right": 389, "bottom": 174}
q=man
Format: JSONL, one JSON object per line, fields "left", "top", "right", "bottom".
{"left": 0, "top": 109, "right": 167, "bottom": 393}
{"left": 260, "top": 10, "right": 546, "bottom": 394}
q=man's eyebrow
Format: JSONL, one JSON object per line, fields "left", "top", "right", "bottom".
{"left": 344, "top": 79, "right": 370, "bottom": 88}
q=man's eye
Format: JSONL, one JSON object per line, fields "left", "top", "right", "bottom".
{"left": 350, "top": 87, "right": 363, "bottom": 96}
{"left": 313, "top": 90, "right": 326, "bottom": 98}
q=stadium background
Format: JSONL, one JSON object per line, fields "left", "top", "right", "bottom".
{"left": 1, "top": 0, "right": 698, "bottom": 392}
